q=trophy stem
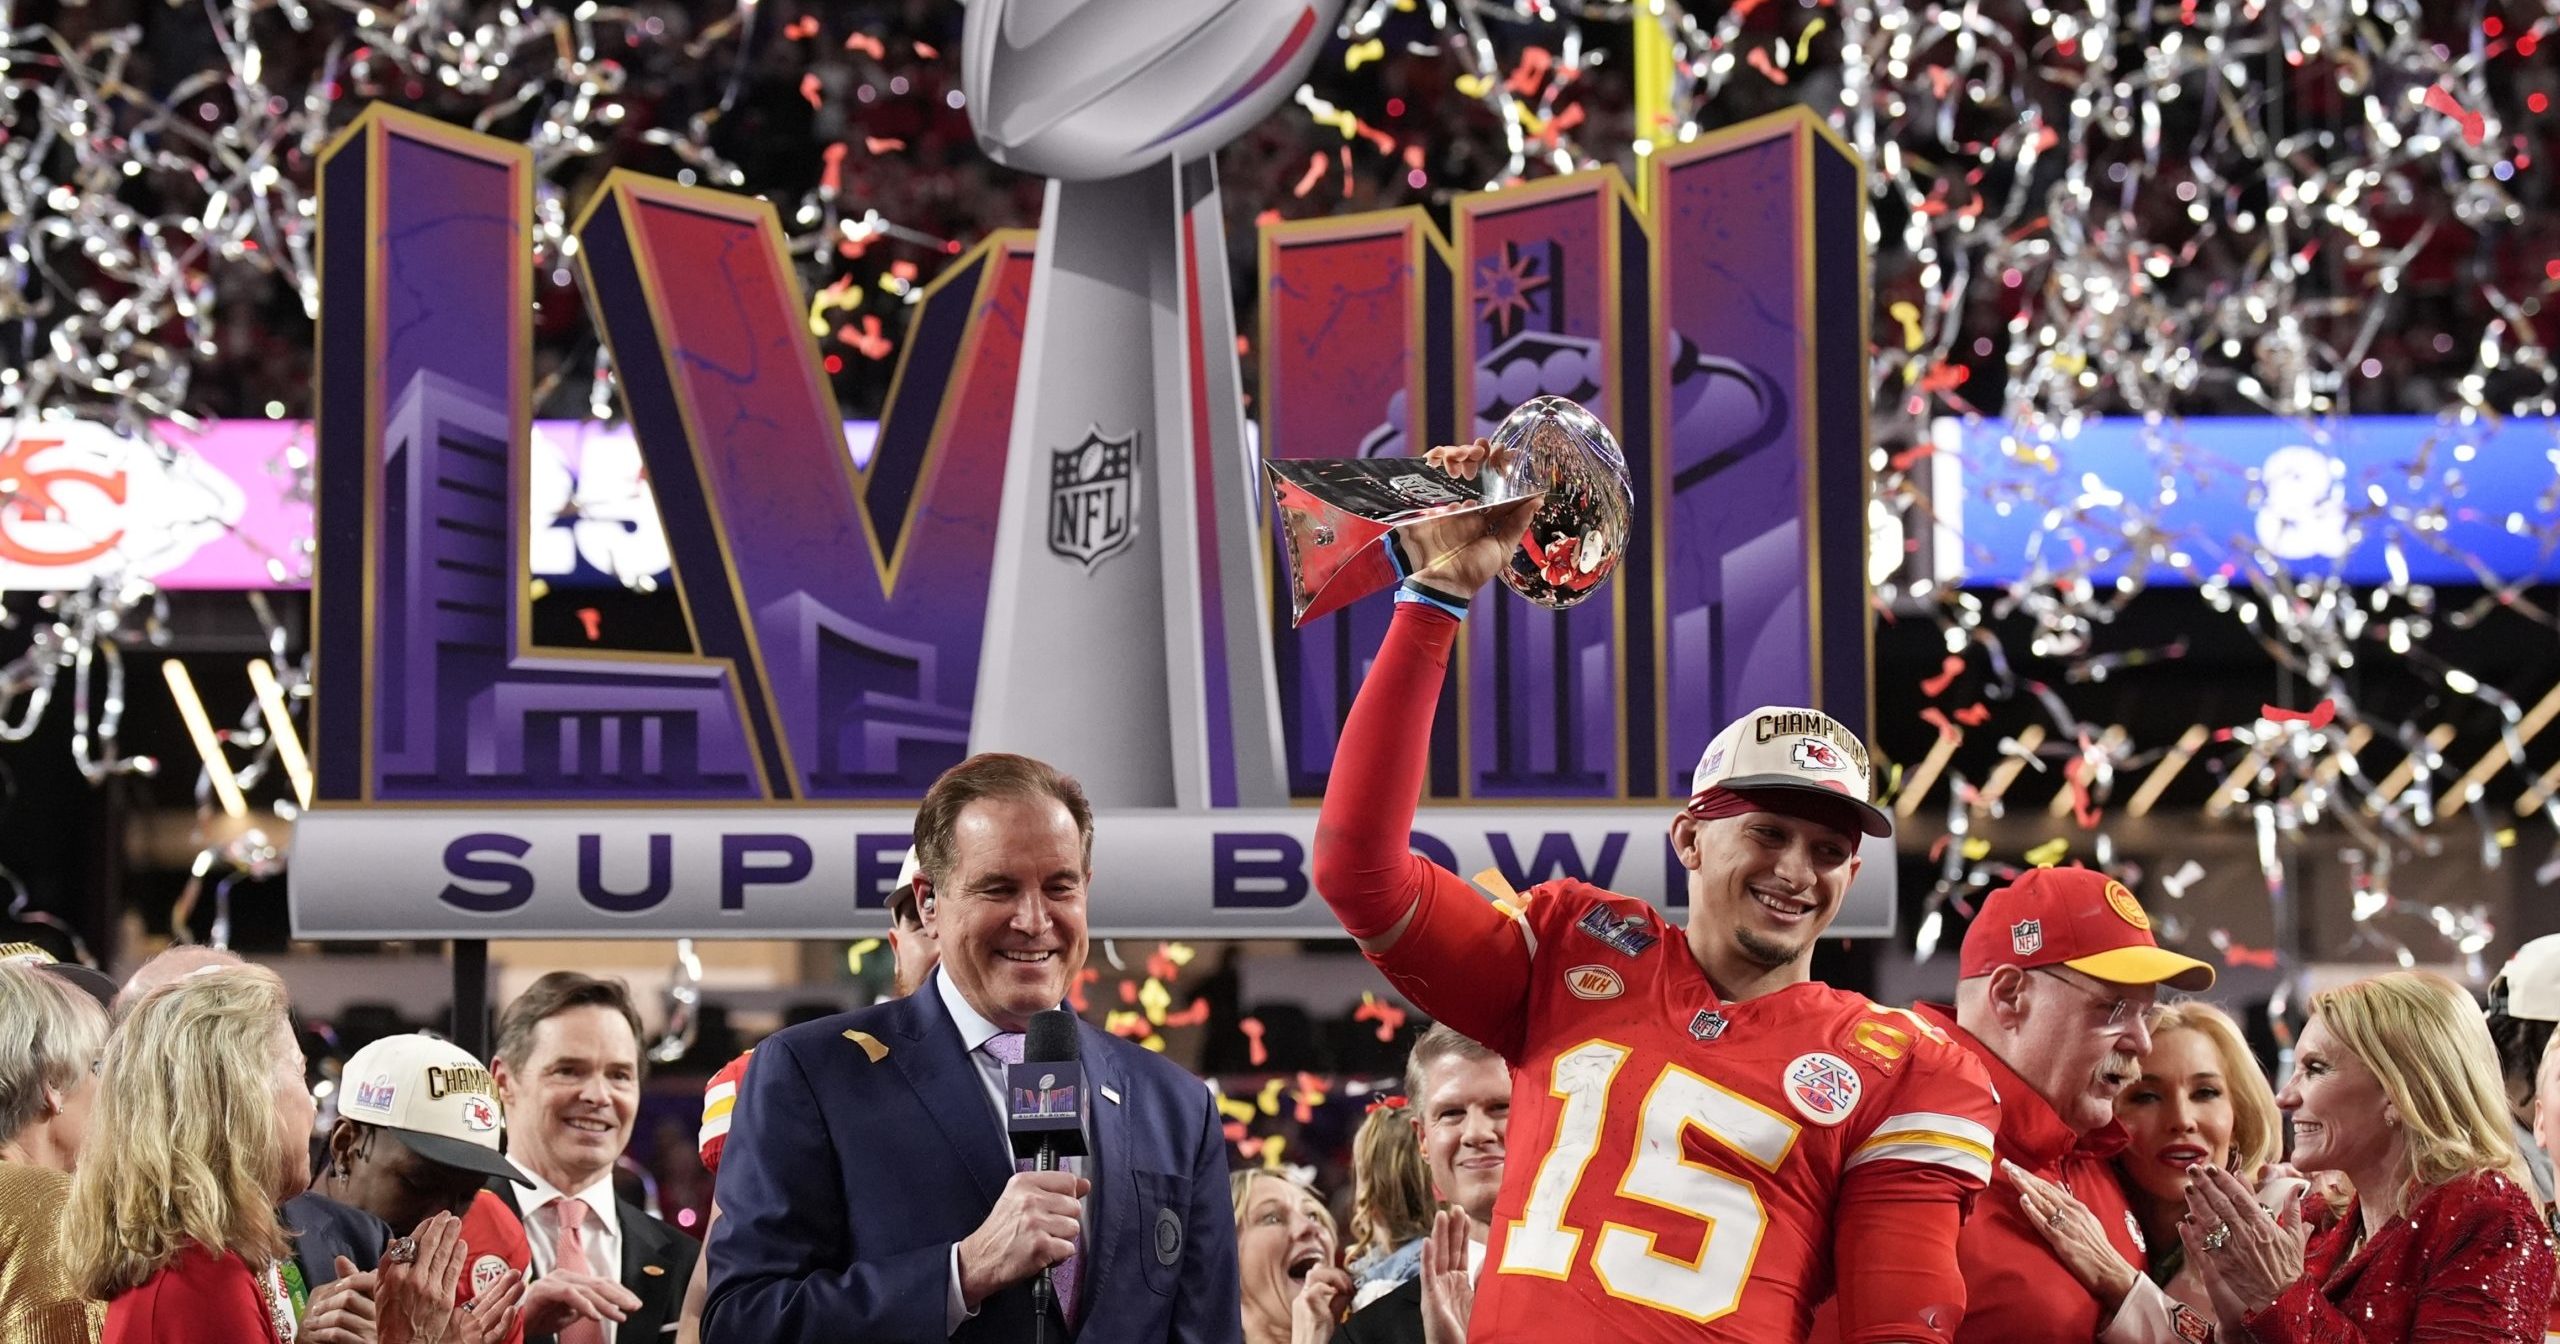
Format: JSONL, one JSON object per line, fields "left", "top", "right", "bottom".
{"left": 971, "top": 160, "right": 1286, "bottom": 808}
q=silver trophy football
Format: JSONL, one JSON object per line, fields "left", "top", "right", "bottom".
{"left": 1266, "top": 396, "right": 1635, "bottom": 624}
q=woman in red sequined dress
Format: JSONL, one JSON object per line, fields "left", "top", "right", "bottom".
{"left": 2181, "top": 971, "right": 2555, "bottom": 1343}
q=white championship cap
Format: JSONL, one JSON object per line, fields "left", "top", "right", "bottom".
{"left": 2495, "top": 934, "right": 2560, "bottom": 1022}
{"left": 1688, "top": 706, "right": 1892, "bottom": 838}
{"left": 338, "top": 1033, "right": 531, "bottom": 1185}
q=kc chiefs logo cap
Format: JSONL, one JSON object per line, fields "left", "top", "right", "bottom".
{"left": 1688, "top": 706, "right": 1892, "bottom": 838}
{"left": 1960, "top": 868, "right": 2215, "bottom": 991}
{"left": 337, "top": 1033, "right": 532, "bottom": 1186}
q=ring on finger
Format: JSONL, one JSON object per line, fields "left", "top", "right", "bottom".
{"left": 2199, "top": 1223, "right": 2232, "bottom": 1252}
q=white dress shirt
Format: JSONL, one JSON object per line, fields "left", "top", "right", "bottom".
{"left": 935, "top": 967, "right": 1096, "bottom": 1335}
{"left": 520, "top": 1167, "right": 626, "bottom": 1344}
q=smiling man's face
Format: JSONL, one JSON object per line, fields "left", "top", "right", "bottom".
{"left": 493, "top": 1005, "right": 638, "bottom": 1193}
{"left": 923, "top": 794, "right": 1090, "bottom": 1031}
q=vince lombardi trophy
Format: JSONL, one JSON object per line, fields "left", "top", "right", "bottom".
{"left": 960, "top": 0, "right": 1341, "bottom": 807}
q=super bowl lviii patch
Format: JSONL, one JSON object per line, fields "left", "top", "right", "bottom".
{"left": 1575, "top": 905, "right": 1658, "bottom": 957}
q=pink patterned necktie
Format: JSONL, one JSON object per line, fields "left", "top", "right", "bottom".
{"left": 983, "top": 1030, "right": 1082, "bottom": 1328}
{"left": 548, "top": 1197, "right": 609, "bottom": 1344}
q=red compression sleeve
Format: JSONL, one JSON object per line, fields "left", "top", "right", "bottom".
{"left": 1311, "top": 602, "right": 1531, "bottom": 1051}
{"left": 1312, "top": 602, "right": 1462, "bottom": 939}
{"left": 1829, "top": 1175, "right": 1974, "bottom": 1344}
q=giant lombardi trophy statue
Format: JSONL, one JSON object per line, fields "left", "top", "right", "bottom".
{"left": 958, "top": 1, "right": 1342, "bottom": 807}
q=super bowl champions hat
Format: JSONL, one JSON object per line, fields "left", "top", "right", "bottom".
{"left": 2492, "top": 933, "right": 2560, "bottom": 1022}
{"left": 338, "top": 1034, "right": 531, "bottom": 1185}
{"left": 1688, "top": 707, "right": 1893, "bottom": 838}
{"left": 1960, "top": 867, "right": 2215, "bottom": 991}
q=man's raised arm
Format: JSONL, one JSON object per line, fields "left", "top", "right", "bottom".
{"left": 1309, "top": 443, "right": 1542, "bottom": 1053}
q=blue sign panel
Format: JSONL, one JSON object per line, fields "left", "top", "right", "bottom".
{"left": 1944, "top": 415, "right": 2560, "bottom": 588}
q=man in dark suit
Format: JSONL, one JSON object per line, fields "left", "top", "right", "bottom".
{"left": 490, "top": 972, "right": 696, "bottom": 1343}
{"left": 705, "top": 753, "right": 1242, "bottom": 1344}
{"left": 1339, "top": 1027, "right": 1508, "bottom": 1344}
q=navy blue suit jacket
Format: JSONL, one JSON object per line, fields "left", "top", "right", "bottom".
{"left": 702, "top": 976, "right": 1242, "bottom": 1344}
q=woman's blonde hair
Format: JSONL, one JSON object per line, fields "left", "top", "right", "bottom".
{"left": 2310, "top": 970, "right": 2529, "bottom": 1193}
{"left": 1343, "top": 1103, "right": 1434, "bottom": 1264}
{"left": 2145, "top": 1000, "right": 2282, "bottom": 1176}
{"left": 0, "top": 962, "right": 108, "bottom": 1146}
{"left": 1229, "top": 1168, "right": 1338, "bottom": 1244}
{"left": 62, "top": 964, "right": 298, "bottom": 1297}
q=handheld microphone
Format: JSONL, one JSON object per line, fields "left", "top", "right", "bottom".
{"left": 1007, "top": 1009, "right": 1087, "bottom": 1343}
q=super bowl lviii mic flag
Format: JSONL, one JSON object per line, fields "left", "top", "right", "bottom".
{"left": 1266, "top": 395, "right": 1637, "bottom": 624}
{"left": 958, "top": 2, "right": 1345, "bottom": 808}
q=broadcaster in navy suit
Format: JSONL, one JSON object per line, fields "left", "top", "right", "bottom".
{"left": 704, "top": 753, "right": 1243, "bottom": 1344}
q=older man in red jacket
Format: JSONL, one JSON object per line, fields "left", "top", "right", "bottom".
{"left": 1916, "top": 868, "right": 2215, "bottom": 1343}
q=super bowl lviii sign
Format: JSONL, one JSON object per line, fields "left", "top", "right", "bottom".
{"left": 290, "top": 39, "right": 1880, "bottom": 938}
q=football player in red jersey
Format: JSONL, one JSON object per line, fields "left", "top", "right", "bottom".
{"left": 1310, "top": 441, "right": 1998, "bottom": 1343}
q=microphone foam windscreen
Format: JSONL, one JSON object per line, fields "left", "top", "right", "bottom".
{"left": 1026, "top": 1007, "right": 1080, "bottom": 1063}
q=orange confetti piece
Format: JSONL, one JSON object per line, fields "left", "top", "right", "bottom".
{"left": 783, "top": 16, "right": 819, "bottom": 40}
{"left": 1160, "top": 998, "right": 1211, "bottom": 1028}
{"left": 1953, "top": 703, "right": 1992, "bottom": 727}
{"left": 890, "top": 260, "right": 919, "bottom": 282}
{"left": 1292, "top": 152, "right": 1327, "bottom": 198}
{"left": 1066, "top": 966, "right": 1099, "bottom": 1013}
{"left": 1507, "top": 47, "right": 1554, "bottom": 96}
{"left": 1223, "top": 1120, "right": 1247, "bottom": 1142}
{"left": 1118, "top": 980, "right": 1139, "bottom": 1004}
{"left": 836, "top": 315, "right": 892, "bottom": 360}
{"left": 2422, "top": 87, "right": 2486, "bottom": 146}
{"left": 820, "top": 142, "right": 848, "bottom": 195}
{"left": 913, "top": 41, "right": 937, "bottom": 59}
{"left": 864, "top": 136, "right": 907, "bottom": 154}
{"left": 1920, "top": 655, "right": 1965, "bottom": 699}
{"left": 1920, "top": 706, "right": 1960, "bottom": 743}
{"left": 844, "top": 32, "right": 887, "bottom": 60}
{"left": 1240, "top": 1016, "right": 1268, "bottom": 1067}
{"left": 1353, "top": 992, "right": 1407, "bottom": 1043}
{"left": 798, "top": 74, "right": 823, "bottom": 110}
{"left": 2223, "top": 944, "right": 2278, "bottom": 969}
{"left": 1747, "top": 48, "right": 1790, "bottom": 85}
{"left": 576, "top": 607, "right": 602, "bottom": 641}
{"left": 2261, "top": 699, "right": 2336, "bottom": 729}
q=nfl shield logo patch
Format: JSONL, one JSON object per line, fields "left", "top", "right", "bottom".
{"left": 1688, "top": 1009, "right": 1728, "bottom": 1042}
{"left": 1048, "top": 428, "right": 1140, "bottom": 570}
{"left": 2011, "top": 919, "right": 2043, "bottom": 956}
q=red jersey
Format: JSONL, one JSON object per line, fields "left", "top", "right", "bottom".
{"left": 460, "top": 1188, "right": 532, "bottom": 1344}
{"left": 1415, "top": 881, "right": 1999, "bottom": 1342}
{"left": 1914, "top": 1004, "right": 2147, "bottom": 1344}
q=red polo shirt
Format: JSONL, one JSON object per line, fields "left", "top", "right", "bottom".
{"left": 1917, "top": 1003, "right": 2148, "bottom": 1343}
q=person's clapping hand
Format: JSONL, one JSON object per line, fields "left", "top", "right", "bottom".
{"left": 2003, "top": 1161, "right": 2142, "bottom": 1312}
{"left": 376, "top": 1213, "right": 467, "bottom": 1344}
{"left": 519, "top": 1269, "right": 641, "bottom": 1335}
{"left": 460, "top": 1268, "right": 526, "bottom": 1344}
{"left": 303, "top": 1263, "right": 381, "bottom": 1344}
{"left": 2182, "top": 1162, "right": 2311, "bottom": 1323}
{"left": 1418, "top": 1207, "right": 1476, "bottom": 1344}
